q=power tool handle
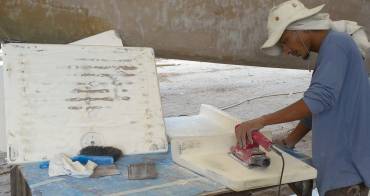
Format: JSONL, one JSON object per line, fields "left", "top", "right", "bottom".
{"left": 251, "top": 131, "right": 273, "bottom": 151}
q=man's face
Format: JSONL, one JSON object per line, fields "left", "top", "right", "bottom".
{"left": 278, "top": 30, "right": 310, "bottom": 60}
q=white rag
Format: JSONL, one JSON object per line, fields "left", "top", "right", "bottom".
{"left": 48, "top": 153, "right": 97, "bottom": 178}
{"left": 287, "top": 13, "right": 370, "bottom": 58}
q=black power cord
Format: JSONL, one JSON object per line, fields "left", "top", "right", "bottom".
{"left": 271, "top": 146, "right": 285, "bottom": 196}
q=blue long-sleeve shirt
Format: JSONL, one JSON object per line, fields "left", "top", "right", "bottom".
{"left": 302, "top": 31, "right": 370, "bottom": 195}
{"left": 300, "top": 77, "right": 369, "bottom": 130}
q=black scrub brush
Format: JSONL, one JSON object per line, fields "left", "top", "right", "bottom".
{"left": 80, "top": 146, "right": 123, "bottom": 162}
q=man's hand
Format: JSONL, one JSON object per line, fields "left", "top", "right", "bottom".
{"left": 274, "top": 120, "right": 311, "bottom": 149}
{"left": 234, "top": 99, "right": 311, "bottom": 148}
{"left": 235, "top": 117, "right": 265, "bottom": 148}
{"left": 274, "top": 134, "right": 296, "bottom": 149}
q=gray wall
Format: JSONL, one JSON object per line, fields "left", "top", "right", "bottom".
{"left": 0, "top": 0, "right": 369, "bottom": 70}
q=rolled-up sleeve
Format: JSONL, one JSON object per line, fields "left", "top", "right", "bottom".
{"left": 303, "top": 43, "right": 349, "bottom": 114}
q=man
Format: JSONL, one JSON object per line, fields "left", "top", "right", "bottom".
{"left": 234, "top": 0, "right": 370, "bottom": 195}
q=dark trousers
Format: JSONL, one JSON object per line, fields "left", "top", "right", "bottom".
{"left": 325, "top": 183, "right": 369, "bottom": 196}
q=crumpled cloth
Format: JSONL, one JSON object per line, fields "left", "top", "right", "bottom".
{"left": 48, "top": 153, "right": 97, "bottom": 178}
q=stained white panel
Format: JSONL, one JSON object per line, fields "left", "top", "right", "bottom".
{"left": 3, "top": 43, "right": 167, "bottom": 163}
{"left": 172, "top": 134, "right": 316, "bottom": 191}
{"left": 0, "top": 30, "right": 124, "bottom": 159}
{"left": 168, "top": 104, "right": 316, "bottom": 191}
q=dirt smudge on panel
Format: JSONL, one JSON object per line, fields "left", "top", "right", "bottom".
{"left": 117, "top": 65, "right": 138, "bottom": 70}
{"left": 66, "top": 97, "right": 114, "bottom": 102}
{"left": 80, "top": 65, "right": 112, "bottom": 70}
{"left": 149, "top": 144, "right": 159, "bottom": 151}
{"left": 86, "top": 106, "right": 103, "bottom": 110}
{"left": 73, "top": 89, "right": 109, "bottom": 93}
{"left": 76, "top": 58, "right": 131, "bottom": 63}
{"left": 120, "top": 96, "right": 130, "bottom": 101}
{"left": 76, "top": 82, "right": 87, "bottom": 85}
{"left": 81, "top": 73, "right": 96, "bottom": 77}
{"left": 145, "top": 109, "right": 153, "bottom": 119}
{"left": 72, "top": 65, "right": 137, "bottom": 70}
{"left": 76, "top": 82, "right": 109, "bottom": 86}
{"left": 119, "top": 72, "right": 136, "bottom": 77}
{"left": 68, "top": 106, "right": 83, "bottom": 110}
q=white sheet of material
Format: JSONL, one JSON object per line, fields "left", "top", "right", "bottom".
{"left": 165, "top": 104, "right": 241, "bottom": 139}
{"left": 3, "top": 43, "right": 168, "bottom": 163}
{"left": 0, "top": 30, "right": 124, "bottom": 159}
{"left": 70, "top": 30, "right": 123, "bottom": 47}
{"left": 166, "top": 104, "right": 315, "bottom": 191}
{"left": 172, "top": 134, "right": 317, "bottom": 191}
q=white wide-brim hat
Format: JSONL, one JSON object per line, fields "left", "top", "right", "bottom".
{"left": 261, "top": 0, "right": 325, "bottom": 56}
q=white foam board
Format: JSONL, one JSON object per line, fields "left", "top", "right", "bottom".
{"left": 3, "top": 43, "right": 167, "bottom": 163}
{"left": 167, "top": 105, "right": 316, "bottom": 191}
{"left": 70, "top": 30, "right": 123, "bottom": 47}
{"left": 172, "top": 134, "right": 316, "bottom": 191}
{"left": 165, "top": 104, "right": 240, "bottom": 139}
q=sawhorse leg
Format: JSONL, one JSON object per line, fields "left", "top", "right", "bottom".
{"left": 289, "top": 180, "right": 314, "bottom": 196}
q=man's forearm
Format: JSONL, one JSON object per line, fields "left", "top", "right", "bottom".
{"left": 261, "top": 99, "right": 311, "bottom": 126}
{"left": 285, "top": 121, "right": 311, "bottom": 148}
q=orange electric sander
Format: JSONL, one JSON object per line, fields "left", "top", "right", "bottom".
{"left": 229, "top": 124, "right": 280, "bottom": 168}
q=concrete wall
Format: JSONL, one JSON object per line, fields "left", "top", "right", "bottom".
{"left": 0, "top": 0, "right": 369, "bottom": 70}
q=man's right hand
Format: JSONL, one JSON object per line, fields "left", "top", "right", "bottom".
{"left": 235, "top": 117, "right": 266, "bottom": 148}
